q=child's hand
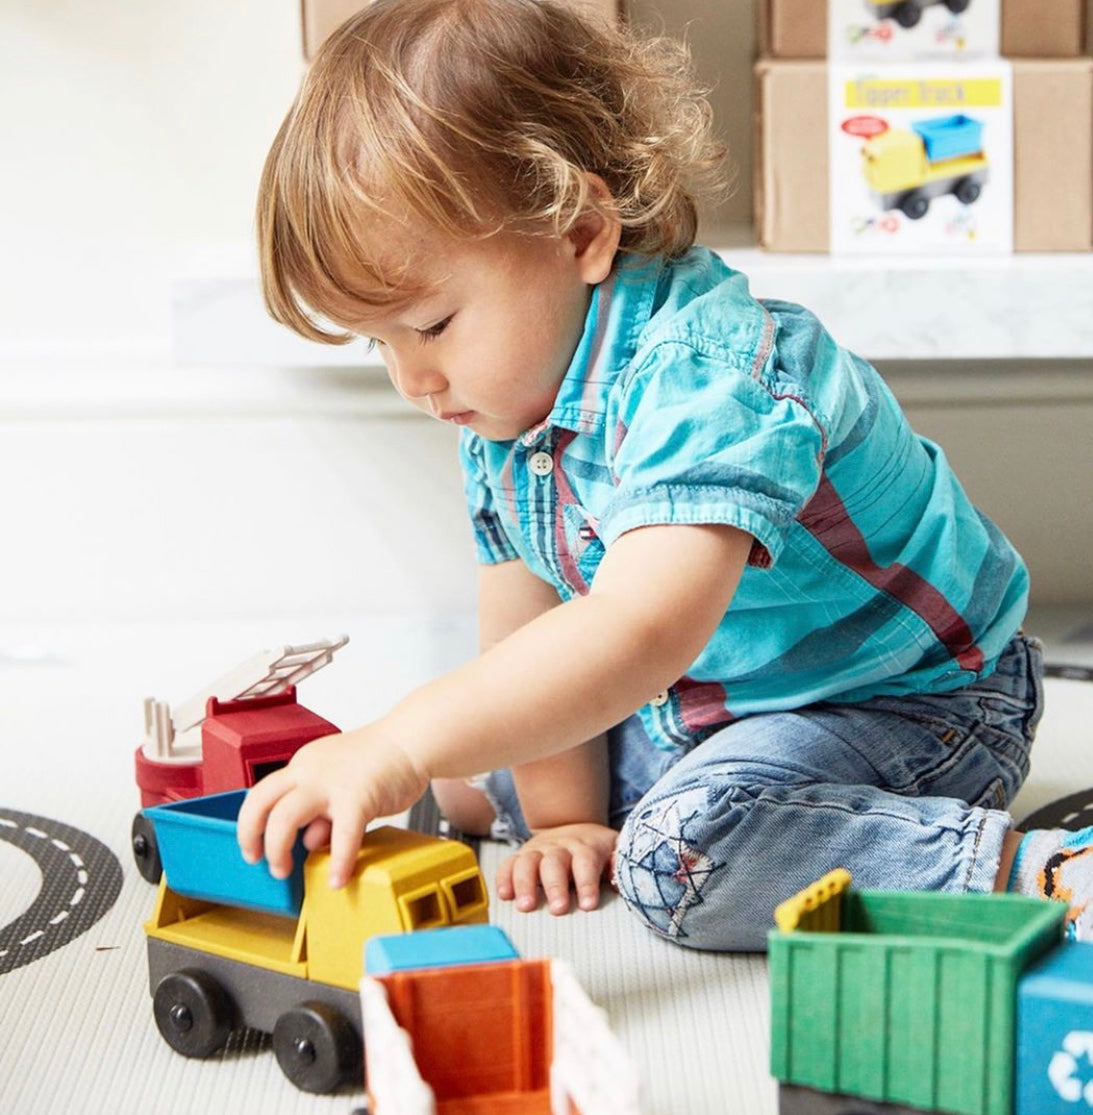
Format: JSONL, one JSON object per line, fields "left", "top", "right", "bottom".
{"left": 236, "top": 724, "right": 429, "bottom": 888}
{"left": 496, "top": 822, "right": 618, "bottom": 914}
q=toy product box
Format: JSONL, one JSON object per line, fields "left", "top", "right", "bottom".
{"left": 758, "top": 0, "right": 1088, "bottom": 58}
{"left": 755, "top": 57, "right": 1093, "bottom": 252}
{"left": 302, "top": 0, "right": 624, "bottom": 59}
{"left": 828, "top": 62, "right": 1013, "bottom": 254}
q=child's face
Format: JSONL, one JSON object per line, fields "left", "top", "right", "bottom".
{"left": 351, "top": 227, "right": 602, "bottom": 442}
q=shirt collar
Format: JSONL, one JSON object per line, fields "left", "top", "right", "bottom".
{"left": 519, "top": 254, "right": 663, "bottom": 446}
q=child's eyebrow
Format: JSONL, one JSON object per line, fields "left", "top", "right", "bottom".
{"left": 346, "top": 294, "right": 447, "bottom": 337}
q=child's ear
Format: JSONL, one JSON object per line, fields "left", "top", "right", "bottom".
{"left": 566, "top": 174, "right": 623, "bottom": 285}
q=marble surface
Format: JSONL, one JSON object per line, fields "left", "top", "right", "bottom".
{"left": 731, "top": 248, "right": 1093, "bottom": 361}
{"left": 172, "top": 237, "right": 1093, "bottom": 367}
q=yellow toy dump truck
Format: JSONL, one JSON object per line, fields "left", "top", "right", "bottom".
{"left": 861, "top": 113, "right": 988, "bottom": 220}
{"left": 143, "top": 789, "right": 488, "bottom": 1093}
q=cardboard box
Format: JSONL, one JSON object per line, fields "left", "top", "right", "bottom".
{"left": 757, "top": 0, "right": 1088, "bottom": 58}
{"left": 302, "top": 0, "right": 623, "bottom": 60}
{"left": 754, "top": 58, "right": 1093, "bottom": 251}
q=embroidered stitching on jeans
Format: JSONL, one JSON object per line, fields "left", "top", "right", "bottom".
{"left": 616, "top": 792, "right": 724, "bottom": 940}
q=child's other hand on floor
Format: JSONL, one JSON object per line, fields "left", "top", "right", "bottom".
{"left": 496, "top": 822, "right": 619, "bottom": 914}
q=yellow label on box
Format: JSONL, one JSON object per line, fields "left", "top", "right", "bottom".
{"left": 844, "top": 78, "right": 1005, "bottom": 111}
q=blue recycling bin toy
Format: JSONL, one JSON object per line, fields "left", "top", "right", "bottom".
{"left": 1017, "top": 940, "right": 1093, "bottom": 1115}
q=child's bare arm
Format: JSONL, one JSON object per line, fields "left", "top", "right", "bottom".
{"left": 432, "top": 560, "right": 609, "bottom": 833}
{"left": 512, "top": 734, "right": 609, "bottom": 831}
{"left": 238, "top": 522, "right": 751, "bottom": 886}
{"left": 501, "top": 734, "right": 613, "bottom": 914}
{"left": 466, "top": 561, "right": 615, "bottom": 912}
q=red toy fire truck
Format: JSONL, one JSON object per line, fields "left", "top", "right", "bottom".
{"left": 131, "top": 635, "right": 348, "bottom": 882}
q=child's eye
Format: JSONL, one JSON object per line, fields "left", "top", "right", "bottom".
{"left": 416, "top": 314, "right": 453, "bottom": 344}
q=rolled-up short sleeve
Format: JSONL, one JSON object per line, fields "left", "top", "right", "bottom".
{"left": 459, "top": 430, "right": 519, "bottom": 565}
{"left": 599, "top": 335, "right": 830, "bottom": 568}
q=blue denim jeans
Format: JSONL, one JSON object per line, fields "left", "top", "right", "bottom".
{"left": 478, "top": 634, "right": 1044, "bottom": 952}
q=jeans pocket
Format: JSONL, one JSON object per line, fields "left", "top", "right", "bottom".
{"left": 970, "top": 775, "right": 1008, "bottom": 812}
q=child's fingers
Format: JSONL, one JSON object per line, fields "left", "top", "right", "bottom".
{"left": 327, "top": 800, "right": 369, "bottom": 889}
{"left": 237, "top": 772, "right": 290, "bottom": 864}
{"left": 537, "top": 849, "right": 575, "bottom": 915}
{"left": 302, "top": 816, "right": 333, "bottom": 852}
{"left": 510, "top": 849, "right": 545, "bottom": 911}
{"left": 569, "top": 844, "right": 606, "bottom": 911}
{"left": 496, "top": 833, "right": 613, "bottom": 914}
{"left": 495, "top": 855, "right": 517, "bottom": 901}
{"left": 262, "top": 790, "right": 324, "bottom": 879}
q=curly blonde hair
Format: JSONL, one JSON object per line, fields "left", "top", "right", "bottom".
{"left": 258, "top": 0, "right": 729, "bottom": 343}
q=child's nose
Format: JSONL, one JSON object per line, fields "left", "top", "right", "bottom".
{"left": 389, "top": 353, "right": 447, "bottom": 402}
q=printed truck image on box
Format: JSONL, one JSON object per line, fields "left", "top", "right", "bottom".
{"left": 866, "top": 0, "right": 971, "bottom": 29}
{"left": 861, "top": 113, "right": 988, "bottom": 220}
{"left": 828, "top": 0, "right": 1000, "bottom": 62}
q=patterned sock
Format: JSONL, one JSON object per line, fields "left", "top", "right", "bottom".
{"left": 1007, "top": 825, "right": 1093, "bottom": 940}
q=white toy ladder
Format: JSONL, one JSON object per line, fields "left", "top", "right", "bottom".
{"left": 142, "top": 635, "right": 349, "bottom": 761}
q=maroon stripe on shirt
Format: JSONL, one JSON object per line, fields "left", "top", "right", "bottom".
{"left": 550, "top": 430, "right": 589, "bottom": 596}
{"left": 800, "top": 474, "right": 984, "bottom": 672}
{"left": 676, "top": 676, "right": 734, "bottom": 734}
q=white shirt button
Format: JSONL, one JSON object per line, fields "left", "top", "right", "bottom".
{"left": 650, "top": 690, "right": 670, "bottom": 707}
{"left": 529, "top": 451, "right": 554, "bottom": 476}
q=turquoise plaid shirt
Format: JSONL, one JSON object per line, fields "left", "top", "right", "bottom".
{"left": 459, "top": 247, "right": 1028, "bottom": 751}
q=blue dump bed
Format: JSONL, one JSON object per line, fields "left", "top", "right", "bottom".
{"left": 913, "top": 113, "right": 984, "bottom": 163}
{"left": 144, "top": 789, "right": 307, "bottom": 917}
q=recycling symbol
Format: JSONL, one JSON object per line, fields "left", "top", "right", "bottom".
{"left": 1049, "top": 1031, "right": 1093, "bottom": 1104}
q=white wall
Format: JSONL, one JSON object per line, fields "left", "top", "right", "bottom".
{"left": 1, "top": 0, "right": 304, "bottom": 359}
{"left": 629, "top": 0, "right": 756, "bottom": 236}
{"left": 0, "top": 1, "right": 754, "bottom": 362}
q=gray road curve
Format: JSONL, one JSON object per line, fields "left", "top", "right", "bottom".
{"left": 0, "top": 808, "right": 123, "bottom": 975}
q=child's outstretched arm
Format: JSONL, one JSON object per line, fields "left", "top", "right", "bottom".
{"left": 436, "top": 560, "right": 613, "bottom": 912}
{"left": 237, "top": 522, "right": 751, "bottom": 888}
{"left": 474, "top": 559, "right": 611, "bottom": 834}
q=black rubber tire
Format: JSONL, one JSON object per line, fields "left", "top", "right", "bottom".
{"left": 131, "top": 812, "right": 163, "bottom": 884}
{"left": 899, "top": 193, "right": 930, "bottom": 220}
{"left": 272, "top": 1002, "right": 362, "bottom": 1093}
{"left": 153, "top": 969, "right": 234, "bottom": 1058}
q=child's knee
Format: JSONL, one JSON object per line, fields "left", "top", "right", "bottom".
{"left": 613, "top": 785, "right": 767, "bottom": 951}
